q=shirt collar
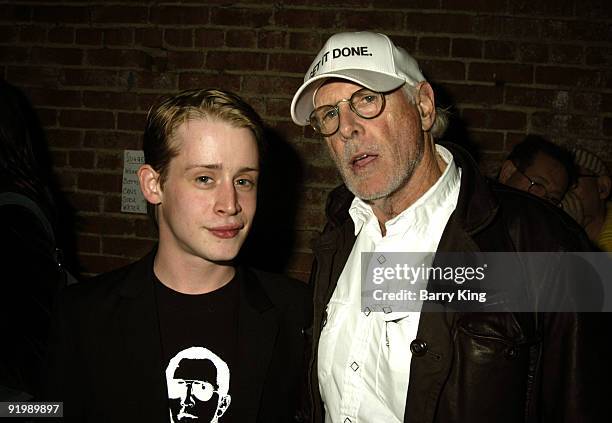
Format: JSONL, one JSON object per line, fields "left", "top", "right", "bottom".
{"left": 348, "top": 144, "right": 460, "bottom": 236}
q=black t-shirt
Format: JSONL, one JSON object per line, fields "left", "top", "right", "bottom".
{"left": 155, "top": 271, "right": 239, "bottom": 423}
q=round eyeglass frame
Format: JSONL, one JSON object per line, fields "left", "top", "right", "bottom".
{"left": 308, "top": 88, "right": 386, "bottom": 136}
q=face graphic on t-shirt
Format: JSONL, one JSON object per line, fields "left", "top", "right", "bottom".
{"left": 166, "top": 347, "right": 231, "bottom": 422}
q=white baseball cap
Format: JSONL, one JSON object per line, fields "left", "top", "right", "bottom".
{"left": 290, "top": 31, "right": 426, "bottom": 126}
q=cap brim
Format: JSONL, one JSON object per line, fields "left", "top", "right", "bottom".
{"left": 290, "top": 69, "right": 405, "bottom": 126}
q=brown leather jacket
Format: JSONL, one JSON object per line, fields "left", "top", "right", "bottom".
{"left": 308, "top": 143, "right": 610, "bottom": 423}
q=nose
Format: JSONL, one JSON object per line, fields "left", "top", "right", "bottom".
{"left": 215, "top": 180, "right": 241, "bottom": 216}
{"left": 180, "top": 383, "right": 196, "bottom": 407}
{"left": 337, "top": 102, "right": 363, "bottom": 141}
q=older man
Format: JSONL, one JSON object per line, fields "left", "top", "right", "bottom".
{"left": 291, "top": 31, "right": 606, "bottom": 423}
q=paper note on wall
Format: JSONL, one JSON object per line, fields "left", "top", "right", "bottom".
{"left": 121, "top": 150, "right": 147, "bottom": 214}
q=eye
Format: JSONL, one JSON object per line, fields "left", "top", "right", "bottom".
{"left": 321, "top": 107, "right": 338, "bottom": 122}
{"left": 195, "top": 175, "right": 213, "bottom": 184}
{"left": 235, "top": 178, "right": 255, "bottom": 190}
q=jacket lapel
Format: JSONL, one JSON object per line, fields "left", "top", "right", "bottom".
{"left": 114, "top": 251, "right": 168, "bottom": 422}
{"left": 232, "top": 267, "right": 280, "bottom": 420}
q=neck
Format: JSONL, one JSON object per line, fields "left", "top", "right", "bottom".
{"left": 370, "top": 140, "right": 446, "bottom": 233}
{"left": 153, "top": 243, "right": 235, "bottom": 295}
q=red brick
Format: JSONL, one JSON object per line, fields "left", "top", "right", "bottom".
{"left": 151, "top": 6, "right": 210, "bottom": 25}
{"left": 242, "top": 75, "right": 302, "bottom": 96}
{"left": 84, "top": 131, "right": 141, "bottom": 149}
{"left": 178, "top": 72, "right": 241, "bottom": 91}
{"left": 96, "top": 152, "right": 122, "bottom": 170}
{"left": 586, "top": 46, "right": 612, "bottom": 66}
{"left": 535, "top": 66, "right": 604, "bottom": 88}
{"left": 275, "top": 9, "right": 336, "bottom": 29}
{"left": 167, "top": 51, "right": 205, "bottom": 70}
{"left": 77, "top": 234, "right": 101, "bottom": 254}
{"left": 78, "top": 172, "right": 122, "bottom": 192}
{"left": 92, "top": 6, "right": 149, "bottom": 24}
{"left": 462, "top": 109, "right": 526, "bottom": 130}
{"left": 6, "top": 66, "right": 61, "bottom": 87}
{"left": 102, "top": 237, "right": 156, "bottom": 258}
{"left": 18, "top": 26, "right": 45, "bottom": 43}
{"left": 266, "top": 98, "right": 292, "bottom": 118}
{"left": 61, "top": 69, "right": 120, "bottom": 87}
{"left": 531, "top": 112, "right": 569, "bottom": 134}
{"left": 135, "top": 28, "right": 163, "bottom": 48}
{"left": 550, "top": 44, "right": 584, "bottom": 65}
{"left": 194, "top": 29, "right": 224, "bottom": 48}
{"left": 0, "top": 46, "right": 30, "bottom": 62}
{"left": 443, "top": 83, "right": 503, "bottom": 105}
{"left": 518, "top": 43, "right": 549, "bottom": 63}
{"left": 295, "top": 203, "right": 328, "bottom": 229}
{"left": 206, "top": 51, "right": 266, "bottom": 71}
{"left": 30, "top": 47, "right": 83, "bottom": 65}
{"left": 339, "top": 11, "right": 404, "bottom": 31}
{"left": 568, "top": 115, "right": 600, "bottom": 137}
{"left": 509, "top": 0, "right": 574, "bottom": 16}
{"left": 32, "top": 6, "right": 89, "bottom": 23}
{"left": 121, "top": 70, "right": 178, "bottom": 90}
{"left": 82, "top": 91, "right": 139, "bottom": 110}
{"left": 405, "top": 13, "right": 473, "bottom": 34}
{"left": 467, "top": 130, "right": 504, "bottom": 151}
{"left": 117, "top": 112, "right": 147, "bottom": 131}
{"left": 484, "top": 40, "right": 516, "bottom": 60}
{"left": 288, "top": 32, "right": 323, "bottom": 52}
{"left": 87, "top": 49, "right": 151, "bottom": 68}
{"left": 25, "top": 87, "right": 82, "bottom": 108}
{"left": 468, "top": 62, "right": 533, "bottom": 84}
{"left": 285, "top": 252, "right": 314, "bottom": 275}
{"left": 570, "top": 92, "right": 601, "bottom": 113}
{"left": 102, "top": 195, "right": 123, "bottom": 213}
{"left": 104, "top": 28, "right": 134, "bottom": 46}
{"left": 258, "top": 31, "right": 286, "bottom": 49}
{"left": 138, "top": 93, "right": 162, "bottom": 111}
{"left": 226, "top": 29, "right": 257, "bottom": 48}
{"left": 211, "top": 7, "right": 270, "bottom": 27}
{"left": 46, "top": 128, "right": 83, "bottom": 148}
{"left": 69, "top": 150, "right": 95, "bottom": 168}
{"left": 55, "top": 170, "right": 77, "bottom": 190}
{"left": 420, "top": 59, "right": 466, "bottom": 81}
{"left": 441, "top": 0, "right": 508, "bottom": 13}
{"left": 474, "top": 16, "right": 537, "bottom": 39}
{"left": 272, "top": 120, "right": 308, "bottom": 141}
{"left": 602, "top": 93, "right": 612, "bottom": 112}
{"left": 76, "top": 29, "right": 103, "bottom": 46}
{"left": 418, "top": 37, "right": 450, "bottom": 57}
{"left": 135, "top": 219, "right": 157, "bottom": 238}
{"left": 268, "top": 53, "right": 313, "bottom": 73}
{"left": 67, "top": 192, "right": 101, "bottom": 213}
{"left": 59, "top": 110, "right": 114, "bottom": 129}
{"left": 451, "top": 38, "right": 482, "bottom": 58}
{"left": 0, "top": 25, "right": 18, "bottom": 42}
{"left": 48, "top": 27, "right": 74, "bottom": 44}
{"left": 604, "top": 117, "right": 612, "bottom": 137}
{"left": 505, "top": 87, "right": 555, "bottom": 108}
{"left": 164, "top": 28, "right": 193, "bottom": 48}
{"left": 0, "top": 5, "right": 32, "bottom": 22}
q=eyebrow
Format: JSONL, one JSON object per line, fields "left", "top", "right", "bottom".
{"left": 185, "top": 164, "right": 259, "bottom": 172}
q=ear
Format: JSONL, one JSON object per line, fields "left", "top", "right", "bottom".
{"left": 498, "top": 160, "right": 517, "bottom": 183}
{"left": 416, "top": 81, "right": 436, "bottom": 132}
{"left": 138, "top": 164, "right": 163, "bottom": 205}
{"left": 216, "top": 395, "right": 231, "bottom": 418}
{"left": 597, "top": 175, "right": 611, "bottom": 200}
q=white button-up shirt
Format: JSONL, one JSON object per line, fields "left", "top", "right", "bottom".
{"left": 318, "top": 145, "right": 461, "bottom": 423}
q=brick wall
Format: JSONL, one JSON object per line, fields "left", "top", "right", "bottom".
{"left": 1, "top": 1, "right": 610, "bottom": 281}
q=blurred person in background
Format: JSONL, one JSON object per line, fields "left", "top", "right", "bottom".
{"left": 0, "top": 80, "right": 74, "bottom": 400}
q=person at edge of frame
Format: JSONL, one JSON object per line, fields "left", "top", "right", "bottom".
{"left": 44, "top": 88, "right": 312, "bottom": 423}
{"left": 290, "top": 31, "right": 610, "bottom": 423}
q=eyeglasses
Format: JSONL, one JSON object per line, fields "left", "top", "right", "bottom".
{"left": 515, "top": 167, "right": 562, "bottom": 206}
{"left": 309, "top": 88, "right": 386, "bottom": 136}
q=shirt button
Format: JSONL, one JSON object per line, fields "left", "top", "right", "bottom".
{"left": 410, "top": 339, "right": 428, "bottom": 356}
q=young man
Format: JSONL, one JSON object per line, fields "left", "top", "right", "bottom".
{"left": 45, "top": 89, "right": 311, "bottom": 422}
{"left": 291, "top": 31, "right": 608, "bottom": 423}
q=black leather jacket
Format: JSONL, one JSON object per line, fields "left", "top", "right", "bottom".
{"left": 308, "top": 143, "right": 610, "bottom": 423}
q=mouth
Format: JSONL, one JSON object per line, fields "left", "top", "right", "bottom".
{"left": 350, "top": 153, "right": 378, "bottom": 170}
{"left": 208, "top": 224, "right": 243, "bottom": 239}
